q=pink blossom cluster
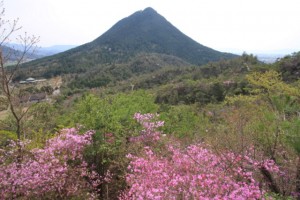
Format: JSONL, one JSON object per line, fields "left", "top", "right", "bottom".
{"left": 130, "top": 113, "right": 164, "bottom": 142}
{"left": 121, "top": 144, "right": 280, "bottom": 200}
{"left": 105, "top": 132, "right": 115, "bottom": 144}
{"left": 0, "top": 128, "right": 102, "bottom": 199}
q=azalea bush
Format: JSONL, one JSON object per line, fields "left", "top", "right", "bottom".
{"left": 120, "top": 113, "right": 287, "bottom": 199}
{"left": 120, "top": 144, "right": 283, "bottom": 200}
{"left": 129, "top": 112, "right": 164, "bottom": 143}
{"left": 0, "top": 128, "right": 109, "bottom": 199}
{"left": 0, "top": 112, "right": 295, "bottom": 199}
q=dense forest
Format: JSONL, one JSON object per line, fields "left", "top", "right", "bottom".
{"left": 1, "top": 5, "right": 300, "bottom": 200}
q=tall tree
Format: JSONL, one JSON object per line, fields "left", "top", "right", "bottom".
{"left": 0, "top": 1, "right": 39, "bottom": 160}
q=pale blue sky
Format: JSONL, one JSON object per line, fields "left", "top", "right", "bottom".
{"left": 4, "top": 0, "right": 300, "bottom": 54}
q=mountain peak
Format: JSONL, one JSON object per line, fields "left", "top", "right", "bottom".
{"left": 92, "top": 8, "right": 236, "bottom": 65}
{"left": 142, "top": 7, "right": 157, "bottom": 14}
{"left": 130, "top": 7, "right": 161, "bottom": 20}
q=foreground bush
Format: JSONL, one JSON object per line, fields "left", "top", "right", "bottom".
{"left": 0, "top": 113, "right": 294, "bottom": 199}
{"left": 0, "top": 128, "right": 106, "bottom": 199}
{"left": 121, "top": 144, "right": 281, "bottom": 200}
{"left": 120, "top": 113, "right": 284, "bottom": 199}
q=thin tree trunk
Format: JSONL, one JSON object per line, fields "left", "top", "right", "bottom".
{"left": 296, "top": 155, "right": 300, "bottom": 200}
{"left": 260, "top": 166, "right": 280, "bottom": 194}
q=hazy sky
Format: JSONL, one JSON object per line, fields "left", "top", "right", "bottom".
{"left": 4, "top": 0, "right": 300, "bottom": 54}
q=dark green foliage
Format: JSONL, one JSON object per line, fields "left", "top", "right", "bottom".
{"left": 20, "top": 86, "right": 40, "bottom": 95}
{"left": 155, "top": 81, "right": 228, "bottom": 105}
{"left": 107, "top": 54, "right": 259, "bottom": 98}
{"left": 277, "top": 52, "right": 300, "bottom": 82}
{"left": 19, "top": 85, "right": 54, "bottom": 97}
{"left": 210, "top": 83, "right": 225, "bottom": 102}
{"left": 40, "top": 85, "right": 54, "bottom": 95}
{"left": 159, "top": 104, "right": 208, "bottom": 140}
{"left": 64, "top": 53, "right": 190, "bottom": 89}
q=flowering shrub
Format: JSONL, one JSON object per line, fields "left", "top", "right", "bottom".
{"left": 120, "top": 113, "right": 283, "bottom": 199}
{"left": 121, "top": 144, "right": 281, "bottom": 200}
{"left": 104, "top": 132, "right": 115, "bottom": 144}
{"left": 0, "top": 113, "right": 287, "bottom": 199}
{"left": 129, "top": 113, "right": 164, "bottom": 143}
{"left": 0, "top": 128, "right": 104, "bottom": 199}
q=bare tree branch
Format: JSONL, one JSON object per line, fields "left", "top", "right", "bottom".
{"left": 0, "top": 2, "right": 39, "bottom": 143}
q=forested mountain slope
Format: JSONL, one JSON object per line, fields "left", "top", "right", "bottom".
{"left": 17, "top": 7, "right": 236, "bottom": 88}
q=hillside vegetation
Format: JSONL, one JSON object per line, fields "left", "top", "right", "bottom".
{"left": 1, "top": 6, "right": 300, "bottom": 200}
{"left": 2, "top": 52, "right": 300, "bottom": 199}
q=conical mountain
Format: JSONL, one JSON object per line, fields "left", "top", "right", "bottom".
{"left": 20, "top": 7, "right": 236, "bottom": 81}
{"left": 90, "top": 7, "right": 235, "bottom": 65}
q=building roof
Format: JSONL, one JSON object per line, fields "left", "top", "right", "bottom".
{"left": 20, "top": 93, "right": 46, "bottom": 103}
{"left": 26, "top": 77, "right": 35, "bottom": 81}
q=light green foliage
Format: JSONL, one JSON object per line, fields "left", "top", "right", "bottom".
{"left": 246, "top": 71, "right": 300, "bottom": 153}
{"left": 59, "top": 90, "right": 159, "bottom": 169}
{"left": 282, "top": 118, "right": 300, "bottom": 154}
{"left": 0, "top": 102, "right": 57, "bottom": 149}
{"left": 160, "top": 104, "right": 208, "bottom": 140}
{"left": 58, "top": 90, "right": 159, "bottom": 198}
{"left": 68, "top": 93, "right": 114, "bottom": 132}
{"left": 25, "top": 129, "right": 53, "bottom": 149}
{"left": 208, "top": 70, "right": 300, "bottom": 196}
{"left": 246, "top": 70, "right": 299, "bottom": 97}
{"left": 63, "top": 90, "right": 158, "bottom": 134}
{"left": 110, "top": 90, "right": 159, "bottom": 133}
{"left": 0, "top": 95, "right": 8, "bottom": 111}
{"left": 225, "top": 94, "right": 258, "bottom": 106}
{"left": 264, "top": 192, "right": 295, "bottom": 200}
{"left": 249, "top": 106, "right": 285, "bottom": 155}
{"left": 0, "top": 130, "right": 17, "bottom": 147}
{"left": 25, "top": 102, "right": 57, "bottom": 133}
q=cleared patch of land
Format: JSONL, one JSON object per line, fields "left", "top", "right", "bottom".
{"left": 0, "top": 110, "right": 8, "bottom": 120}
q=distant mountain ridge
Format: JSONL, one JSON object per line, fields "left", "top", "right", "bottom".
{"left": 36, "top": 45, "right": 78, "bottom": 56}
{"left": 2, "top": 43, "right": 76, "bottom": 65}
{"left": 6, "top": 43, "right": 77, "bottom": 57}
{"left": 1, "top": 45, "right": 40, "bottom": 62}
